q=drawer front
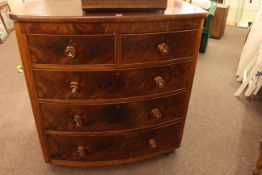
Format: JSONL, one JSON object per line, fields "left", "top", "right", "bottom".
{"left": 41, "top": 92, "right": 185, "bottom": 132}
{"left": 34, "top": 62, "right": 190, "bottom": 100}
{"left": 27, "top": 35, "right": 115, "bottom": 64}
{"left": 22, "top": 20, "right": 201, "bottom": 35}
{"left": 121, "top": 30, "right": 196, "bottom": 64}
{"left": 47, "top": 123, "right": 181, "bottom": 161}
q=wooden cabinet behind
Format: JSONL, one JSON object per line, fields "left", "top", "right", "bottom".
{"left": 11, "top": 0, "right": 206, "bottom": 167}
{"left": 210, "top": 4, "right": 230, "bottom": 39}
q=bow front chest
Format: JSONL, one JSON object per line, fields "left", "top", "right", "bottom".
{"left": 11, "top": 0, "right": 206, "bottom": 166}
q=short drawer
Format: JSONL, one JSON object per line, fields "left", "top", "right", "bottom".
{"left": 34, "top": 62, "right": 190, "bottom": 100}
{"left": 121, "top": 30, "right": 197, "bottom": 64}
{"left": 47, "top": 123, "right": 181, "bottom": 161}
{"left": 27, "top": 34, "right": 115, "bottom": 64}
{"left": 41, "top": 92, "right": 185, "bottom": 132}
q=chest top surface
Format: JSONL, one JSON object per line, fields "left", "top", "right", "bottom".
{"left": 10, "top": 0, "right": 207, "bottom": 22}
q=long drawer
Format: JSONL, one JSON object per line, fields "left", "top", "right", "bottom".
{"left": 41, "top": 92, "right": 185, "bottom": 132}
{"left": 27, "top": 34, "right": 115, "bottom": 65}
{"left": 34, "top": 62, "right": 191, "bottom": 100}
{"left": 121, "top": 30, "right": 197, "bottom": 64}
{"left": 22, "top": 20, "right": 201, "bottom": 35}
{"left": 47, "top": 122, "right": 181, "bottom": 162}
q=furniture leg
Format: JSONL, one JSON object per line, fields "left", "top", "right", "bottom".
{"left": 253, "top": 141, "right": 262, "bottom": 175}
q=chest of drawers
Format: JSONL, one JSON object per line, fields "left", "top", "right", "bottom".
{"left": 11, "top": 0, "right": 206, "bottom": 167}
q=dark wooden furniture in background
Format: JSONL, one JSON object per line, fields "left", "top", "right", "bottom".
{"left": 82, "top": 0, "right": 168, "bottom": 11}
{"left": 11, "top": 0, "right": 206, "bottom": 167}
{"left": 210, "top": 4, "right": 229, "bottom": 39}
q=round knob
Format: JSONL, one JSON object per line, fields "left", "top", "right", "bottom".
{"left": 65, "top": 46, "right": 76, "bottom": 59}
{"left": 157, "top": 43, "right": 169, "bottom": 56}
{"left": 77, "top": 146, "right": 86, "bottom": 157}
{"left": 70, "top": 81, "right": 79, "bottom": 95}
{"left": 73, "top": 115, "right": 82, "bottom": 127}
{"left": 151, "top": 108, "right": 162, "bottom": 119}
{"left": 154, "top": 76, "right": 165, "bottom": 89}
{"left": 148, "top": 139, "right": 158, "bottom": 150}
{"left": 16, "top": 65, "right": 23, "bottom": 73}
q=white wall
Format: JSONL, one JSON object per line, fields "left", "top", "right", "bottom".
{"left": 225, "top": 0, "right": 261, "bottom": 25}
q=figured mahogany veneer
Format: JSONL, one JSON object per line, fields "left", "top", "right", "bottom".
{"left": 47, "top": 122, "right": 181, "bottom": 162}
{"left": 34, "top": 63, "right": 190, "bottom": 100}
{"left": 121, "top": 30, "right": 196, "bottom": 64}
{"left": 21, "top": 20, "right": 201, "bottom": 35}
{"left": 11, "top": 0, "right": 206, "bottom": 167}
{"left": 27, "top": 34, "right": 115, "bottom": 65}
{"left": 41, "top": 92, "right": 185, "bottom": 132}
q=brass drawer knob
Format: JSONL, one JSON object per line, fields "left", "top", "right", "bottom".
{"left": 65, "top": 46, "right": 76, "bottom": 59}
{"left": 157, "top": 43, "right": 169, "bottom": 56}
{"left": 70, "top": 81, "right": 79, "bottom": 95}
{"left": 73, "top": 115, "right": 82, "bottom": 127}
{"left": 77, "top": 146, "right": 86, "bottom": 157}
{"left": 16, "top": 65, "right": 23, "bottom": 73}
{"left": 154, "top": 76, "right": 165, "bottom": 89}
{"left": 148, "top": 139, "right": 158, "bottom": 150}
{"left": 151, "top": 108, "right": 162, "bottom": 119}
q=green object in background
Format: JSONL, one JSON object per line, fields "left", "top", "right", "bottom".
{"left": 200, "top": 1, "right": 217, "bottom": 53}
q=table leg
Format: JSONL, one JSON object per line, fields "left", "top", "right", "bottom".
{"left": 253, "top": 141, "right": 262, "bottom": 175}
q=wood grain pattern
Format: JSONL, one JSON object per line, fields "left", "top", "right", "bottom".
{"left": 21, "top": 20, "right": 201, "bottom": 35}
{"left": 13, "top": 23, "right": 51, "bottom": 162}
{"left": 9, "top": 0, "right": 207, "bottom": 23}
{"left": 27, "top": 34, "right": 115, "bottom": 64}
{"left": 50, "top": 148, "right": 174, "bottom": 166}
{"left": 210, "top": 4, "right": 229, "bottom": 39}
{"left": 82, "top": 0, "right": 167, "bottom": 11}
{"left": 12, "top": 0, "right": 207, "bottom": 166}
{"left": 41, "top": 92, "right": 185, "bottom": 132}
{"left": 121, "top": 30, "right": 196, "bottom": 64}
{"left": 47, "top": 122, "right": 181, "bottom": 162}
{"left": 177, "top": 18, "right": 205, "bottom": 147}
{"left": 31, "top": 57, "right": 192, "bottom": 70}
{"left": 34, "top": 62, "right": 191, "bottom": 100}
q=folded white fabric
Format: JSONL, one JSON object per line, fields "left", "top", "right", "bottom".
{"left": 191, "top": 0, "right": 211, "bottom": 10}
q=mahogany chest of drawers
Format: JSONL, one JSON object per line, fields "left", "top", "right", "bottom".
{"left": 11, "top": 0, "right": 206, "bottom": 167}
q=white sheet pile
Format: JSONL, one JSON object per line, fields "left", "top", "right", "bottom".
{"left": 235, "top": 5, "right": 262, "bottom": 97}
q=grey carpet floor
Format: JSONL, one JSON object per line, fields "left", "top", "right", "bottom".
{"left": 0, "top": 26, "right": 262, "bottom": 175}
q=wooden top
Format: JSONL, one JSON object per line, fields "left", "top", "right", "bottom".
{"left": 10, "top": 0, "right": 207, "bottom": 22}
